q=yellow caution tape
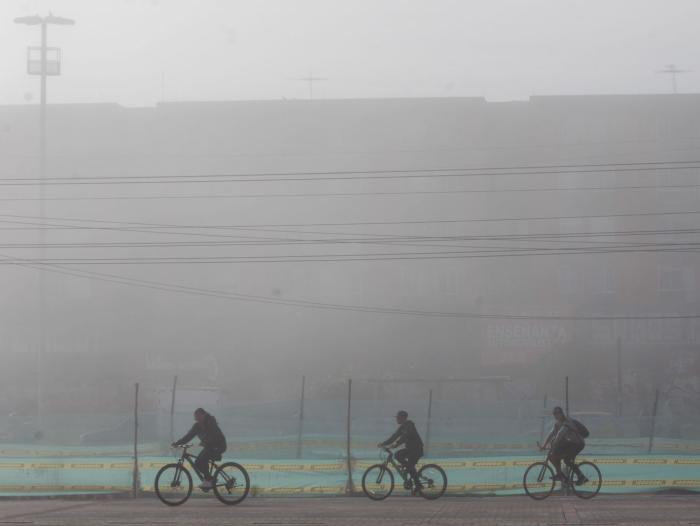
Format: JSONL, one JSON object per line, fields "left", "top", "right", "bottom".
{"left": 3, "top": 478, "right": 700, "bottom": 494}
{"left": 3, "top": 439, "right": 700, "bottom": 459}
{"left": 7, "top": 456, "right": 698, "bottom": 472}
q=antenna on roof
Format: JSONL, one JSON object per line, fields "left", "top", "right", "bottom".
{"left": 294, "top": 70, "right": 327, "bottom": 100}
{"left": 657, "top": 64, "right": 690, "bottom": 94}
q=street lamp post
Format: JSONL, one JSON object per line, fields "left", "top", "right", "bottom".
{"left": 14, "top": 13, "right": 75, "bottom": 426}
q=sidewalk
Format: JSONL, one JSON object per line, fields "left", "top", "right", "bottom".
{"left": 1, "top": 495, "right": 699, "bottom": 525}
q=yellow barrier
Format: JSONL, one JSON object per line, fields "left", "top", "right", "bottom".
{"left": 0, "top": 446, "right": 162, "bottom": 458}
{"left": 2, "top": 456, "right": 699, "bottom": 472}
{"left": 5, "top": 478, "right": 700, "bottom": 495}
{"left": 2, "top": 439, "right": 700, "bottom": 458}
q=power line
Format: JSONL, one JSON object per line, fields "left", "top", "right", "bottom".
{"left": 0, "top": 161, "right": 698, "bottom": 186}
{"left": 2, "top": 181, "right": 700, "bottom": 202}
{"left": 3, "top": 209, "right": 700, "bottom": 234}
{"left": 2, "top": 243, "right": 699, "bottom": 265}
{"left": 1, "top": 228, "right": 699, "bottom": 249}
{"left": 4, "top": 159, "right": 699, "bottom": 181}
{"left": 4, "top": 255, "right": 700, "bottom": 320}
{"left": 2, "top": 212, "right": 700, "bottom": 256}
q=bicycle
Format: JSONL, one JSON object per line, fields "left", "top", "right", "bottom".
{"left": 361, "top": 447, "right": 447, "bottom": 501}
{"left": 523, "top": 443, "right": 602, "bottom": 500}
{"left": 154, "top": 444, "right": 250, "bottom": 506}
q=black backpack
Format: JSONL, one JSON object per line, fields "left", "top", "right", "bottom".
{"left": 571, "top": 419, "right": 590, "bottom": 438}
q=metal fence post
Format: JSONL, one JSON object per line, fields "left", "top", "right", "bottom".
{"left": 344, "top": 379, "right": 354, "bottom": 494}
{"left": 539, "top": 393, "right": 548, "bottom": 443}
{"left": 132, "top": 382, "right": 140, "bottom": 498}
{"left": 648, "top": 389, "right": 660, "bottom": 454}
{"left": 616, "top": 337, "right": 623, "bottom": 417}
{"left": 562, "top": 378, "right": 570, "bottom": 496}
{"left": 297, "top": 375, "right": 306, "bottom": 459}
{"left": 169, "top": 375, "right": 178, "bottom": 444}
{"left": 425, "top": 389, "right": 433, "bottom": 457}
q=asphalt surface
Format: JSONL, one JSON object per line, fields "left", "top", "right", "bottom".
{"left": 0, "top": 495, "right": 699, "bottom": 525}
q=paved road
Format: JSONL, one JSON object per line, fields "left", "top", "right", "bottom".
{"left": 0, "top": 495, "right": 699, "bottom": 525}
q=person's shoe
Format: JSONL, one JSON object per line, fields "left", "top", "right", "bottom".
{"left": 412, "top": 483, "right": 424, "bottom": 496}
{"left": 575, "top": 476, "right": 589, "bottom": 486}
{"left": 199, "top": 479, "right": 214, "bottom": 491}
{"left": 552, "top": 474, "right": 565, "bottom": 482}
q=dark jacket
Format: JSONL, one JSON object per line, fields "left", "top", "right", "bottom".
{"left": 174, "top": 413, "right": 227, "bottom": 452}
{"left": 544, "top": 418, "right": 585, "bottom": 449}
{"left": 381, "top": 419, "right": 424, "bottom": 455}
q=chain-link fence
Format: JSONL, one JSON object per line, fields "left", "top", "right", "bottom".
{"left": 1, "top": 375, "right": 699, "bottom": 497}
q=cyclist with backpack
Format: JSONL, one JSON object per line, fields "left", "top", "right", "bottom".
{"left": 541, "top": 406, "right": 589, "bottom": 485}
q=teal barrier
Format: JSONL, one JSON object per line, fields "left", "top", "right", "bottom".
{"left": 2, "top": 454, "right": 699, "bottom": 496}
{"left": 3, "top": 436, "right": 700, "bottom": 460}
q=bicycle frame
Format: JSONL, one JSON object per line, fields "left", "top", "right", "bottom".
{"left": 173, "top": 445, "right": 219, "bottom": 483}
{"left": 539, "top": 448, "right": 577, "bottom": 492}
{"left": 378, "top": 447, "right": 411, "bottom": 484}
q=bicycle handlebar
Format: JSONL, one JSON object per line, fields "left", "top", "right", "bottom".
{"left": 379, "top": 446, "right": 394, "bottom": 458}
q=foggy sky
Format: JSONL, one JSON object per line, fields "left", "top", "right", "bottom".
{"left": 0, "top": 0, "right": 698, "bottom": 107}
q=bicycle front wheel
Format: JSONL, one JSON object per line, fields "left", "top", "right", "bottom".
{"left": 362, "top": 464, "right": 394, "bottom": 500}
{"left": 155, "top": 463, "right": 193, "bottom": 506}
{"left": 213, "top": 462, "right": 250, "bottom": 505}
{"left": 572, "top": 461, "right": 602, "bottom": 499}
{"left": 523, "top": 462, "right": 555, "bottom": 500}
{"left": 417, "top": 464, "right": 447, "bottom": 500}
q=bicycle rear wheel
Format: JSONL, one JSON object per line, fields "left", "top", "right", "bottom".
{"left": 362, "top": 464, "right": 394, "bottom": 500}
{"left": 523, "top": 462, "right": 555, "bottom": 500}
{"left": 155, "top": 464, "right": 193, "bottom": 506}
{"left": 417, "top": 464, "right": 447, "bottom": 500}
{"left": 572, "top": 461, "right": 602, "bottom": 499}
{"left": 213, "top": 462, "right": 250, "bottom": 505}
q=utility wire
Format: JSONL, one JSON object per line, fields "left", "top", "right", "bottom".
{"left": 3, "top": 209, "right": 700, "bottom": 232}
{"left": 1, "top": 214, "right": 700, "bottom": 255}
{"left": 0, "top": 161, "right": 698, "bottom": 186}
{"left": 1, "top": 228, "right": 699, "bottom": 249}
{"left": 2, "top": 181, "right": 700, "bottom": 202}
{"left": 4, "top": 254, "right": 700, "bottom": 320}
{"left": 2, "top": 244, "right": 699, "bottom": 264}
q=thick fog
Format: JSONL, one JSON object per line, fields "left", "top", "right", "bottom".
{"left": 0, "top": 0, "right": 698, "bottom": 451}
{"left": 2, "top": 0, "right": 700, "bottom": 106}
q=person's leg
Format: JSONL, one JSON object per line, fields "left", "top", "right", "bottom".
{"left": 195, "top": 448, "right": 214, "bottom": 482}
{"left": 395, "top": 449, "right": 410, "bottom": 484}
{"left": 561, "top": 443, "right": 585, "bottom": 481}
{"left": 561, "top": 444, "right": 575, "bottom": 469}
{"left": 406, "top": 451, "right": 421, "bottom": 487}
{"left": 550, "top": 446, "right": 569, "bottom": 480}
{"left": 568, "top": 444, "right": 585, "bottom": 481}
{"left": 394, "top": 449, "right": 407, "bottom": 468}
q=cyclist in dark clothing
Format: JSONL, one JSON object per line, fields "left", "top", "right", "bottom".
{"left": 542, "top": 406, "right": 587, "bottom": 484}
{"left": 172, "top": 408, "right": 227, "bottom": 490}
{"left": 379, "top": 410, "right": 424, "bottom": 493}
